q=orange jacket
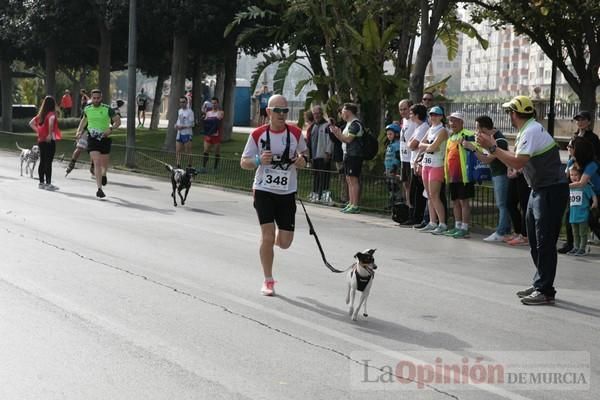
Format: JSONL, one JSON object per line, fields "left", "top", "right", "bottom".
{"left": 35, "top": 112, "right": 62, "bottom": 142}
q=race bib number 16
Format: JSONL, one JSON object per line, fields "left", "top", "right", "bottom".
{"left": 261, "top": 167, "right": 290, "bottom": 191}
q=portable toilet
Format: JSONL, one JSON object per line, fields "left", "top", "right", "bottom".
{"left": 234, "top": 79, "right": 251, "bottom": 127}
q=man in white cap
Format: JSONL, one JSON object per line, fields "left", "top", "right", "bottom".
{"left": 440, "top": 111, "right": 476, "bottom": 239}
{"left": 477, "top": 95, "right": 568, "bottom": 306}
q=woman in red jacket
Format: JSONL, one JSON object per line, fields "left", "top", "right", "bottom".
{"left": 29, "top": 96, "right": 62, "bottom": 190}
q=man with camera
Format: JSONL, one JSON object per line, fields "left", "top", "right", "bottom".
{"left": 477, "top": 95, "right": 568, "bottom": 305}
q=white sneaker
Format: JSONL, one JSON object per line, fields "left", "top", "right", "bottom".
{"left": 417, "top": 223, "right": 437, "bottom": 233}
{"left": 431, "top": 224, "right": 448, "bottom": 235}
{"left": 484, "top": 232, "right": 504, "bottom": 242}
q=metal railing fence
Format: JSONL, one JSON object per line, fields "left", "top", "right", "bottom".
{"left": 112, "top": 144, "right": 499, "bottom": 230}
{"left": 0, "top": 130, "right": 499, "bottom": 230}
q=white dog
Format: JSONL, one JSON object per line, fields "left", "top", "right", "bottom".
{"left": 16, "top": 142, "right": 40, "bottom": 178}
{"left": 346, "top": 249, "right": 377, "bottom": 321}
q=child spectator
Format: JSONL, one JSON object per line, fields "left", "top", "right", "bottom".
{"left": 567, "top": 165, "right": 597, "bottom": 256}
{"left": 384, "top": 123, "right": 402, "bottom": 209}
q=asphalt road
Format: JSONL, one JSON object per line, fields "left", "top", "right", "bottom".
{"left": 0, "top": 151, "right": 598, "bottom": 400}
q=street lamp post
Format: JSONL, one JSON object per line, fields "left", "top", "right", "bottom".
{"left": 125, "top": 0, "right": 137, "bottom": 167}
{"left": 547, "top": 42, "right": 559, "bottom": 137}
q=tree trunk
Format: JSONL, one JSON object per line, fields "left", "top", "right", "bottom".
{"left": 192, "top": 55, "right": 204, "bottom": 120}
{"left": 164, "top": 33, "right": 188, "bottom": 152}
{"left": 409, "top": 0, "right": 450, "bottom": 103}
{"left": 98, "top": 21, "right": 112, "bottom": 104}
{"left": 407, "top": 36, "right": 416, "bottom": 80}
{"left": 579, "top": 78, "right": 599, "bottom": 128}
{"left": 150, "top": 73, "right": 165, "bottom": 130}
{"left": 71, "top": 78, "right": 81, "bottom": 117}
{"left": 395, "top": 12, "right": 417, "bottom": 80}
{"left": 77, "top": 70, "right": 87, "bottom": 117}
{"left": 221, "top": 43, "right": 237, "bottom": 142}
{"left": 0, "top": 58, "right": 12, "bottom": 132}
{"left": 44, "top": 45, "right": 57, "bottom": 98}
{"left": 305, "top": 47, "right": 329, "bottom": 103}
{"left": 214, "top": 63, "right": 225, "bottom": 104}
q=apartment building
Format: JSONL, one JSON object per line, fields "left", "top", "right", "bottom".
{"left": 460, "top": 24, "right": 573, "bottom": 99}
{"left": 426, "top": 39, "right": 463, "bottom": 96}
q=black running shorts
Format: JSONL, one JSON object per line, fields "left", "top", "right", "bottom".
{"left": 449, "top": 182, "right": 475, "bottom": 200}
{"left": 253, "top": 190, "right": 297, "bottom": 231}
{"left": 87, "top": 137, "right": 112, "bottom": 155}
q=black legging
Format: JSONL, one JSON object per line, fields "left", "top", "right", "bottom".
{"left": 38, "top": 140, "right": 56, "bottom": 185}
{"left": 507, "top": 174, "right": 530, "bottom": 236}
{"left": 409, "top": 169, "right": 426, "bottom": 221}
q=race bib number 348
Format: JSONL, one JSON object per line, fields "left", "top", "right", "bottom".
{"left": 261, "top": 167, "right": 291, "bottom": 191}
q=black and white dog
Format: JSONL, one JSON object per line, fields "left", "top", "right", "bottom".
{"left": 16, "top": 142, "right": 40, "bottom": 178}
{"left": 165, "top": 164, "right": 198, "bottom": 206}
{"left": 346, "top": 249, "right": 377, "bottom": 321}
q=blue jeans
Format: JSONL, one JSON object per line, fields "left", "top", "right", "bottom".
{"left": 492, "top": 174, "right": 511, "bottom": 235}
{"left": 526, "top": 183, "right": 569, "bottom": 296}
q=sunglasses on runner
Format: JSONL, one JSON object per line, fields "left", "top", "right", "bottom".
{"left": 269, "top": 107, "right": 289, "bottom": 114}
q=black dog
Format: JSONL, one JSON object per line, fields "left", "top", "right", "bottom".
{"left": 165, "top": 164, "right": 198, "bottom": 206}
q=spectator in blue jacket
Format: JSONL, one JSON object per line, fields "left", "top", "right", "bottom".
{"left": 384, "top": 123, "right": 402, "bottom": 209}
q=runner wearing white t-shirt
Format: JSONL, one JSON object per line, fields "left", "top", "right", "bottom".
{"left": 401, "top": 104, "right": 429, "bottom": 225}
{"left": 398, "top": 99, "right": 415, "bottom": 206}
{"left": 175, "top": 96, "right": 194, "bottom": 167}
{"left": 240, "top": 95, "right": 308, "bottom": 297}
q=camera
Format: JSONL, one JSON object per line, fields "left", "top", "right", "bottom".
{"left": 272, "top": 155, "right": 282, "bottom": 163}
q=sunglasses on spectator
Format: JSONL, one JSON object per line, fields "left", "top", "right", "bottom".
{"left": 422, "top": 97, "right": 433, "bottom": 101}
{"left": 269, "top": 107, "right": 289, "bottom": 114}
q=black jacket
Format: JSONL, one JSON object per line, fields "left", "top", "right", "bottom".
{"left": 577, "top": 129, "right": 600, "bottom": 159}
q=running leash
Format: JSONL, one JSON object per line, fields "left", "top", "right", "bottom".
{"left": 138, "top": 151, "right": 172, "bottom": 168}
{"left": 298, "top": 198, "right": 353, "bottom": 274}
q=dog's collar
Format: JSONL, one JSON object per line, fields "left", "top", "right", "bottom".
{"left": 364, "top": 264, "right": 376, "bottom": 275}
{"left": 353, "top": 263, "right": 376, "bottom": 277}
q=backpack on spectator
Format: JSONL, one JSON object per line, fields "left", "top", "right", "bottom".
{"left": 358, "top": 122, "right": 379, "bottom": 160}
{"left": 391, "top": 202, "right": 410, "bottom": 223}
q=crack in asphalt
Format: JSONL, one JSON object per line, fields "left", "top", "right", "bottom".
{"left": 4, "top": 226, "right": 459, "bottom": 399}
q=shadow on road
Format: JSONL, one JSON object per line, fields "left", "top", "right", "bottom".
{"left": 554, "top": 300, "right": 600, "bottom": 318}
{"left": 107, "top": 196, "right": 175, "bottom": 214}
{"left": 65, "top": 177, "right": 157, "bottom": 191}
{"left": 277, "top": 295, "right": 471, "bottom": 351}
{"left": 183, "top": 207, "right": 224, "bottom": 216}
{"left": 55, "top": 191, "right": 175, "bottom": 215}
{"left": 0, "top": 175, "right": 20, "bottom": 181}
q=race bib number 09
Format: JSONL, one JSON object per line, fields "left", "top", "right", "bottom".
{"left": 261, "top": 167, "right": 291, "bottom": 191}
{"left": 570, "top": 191, "right": 583, "bottom": 206}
